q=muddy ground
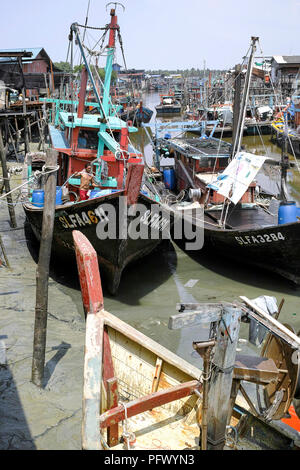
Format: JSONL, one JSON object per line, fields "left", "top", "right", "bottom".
{"left": 0, "top": 168, "right": 85, "bottom": 450}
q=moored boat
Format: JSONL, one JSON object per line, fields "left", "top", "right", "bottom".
{"left": 155, "top": 92, "right": 182, "bottom": 115}
{"left": 21, "top": 8, "right": 171, "bottom": 294}
{"left": 150, "top": 38, "right": 300, "bottom": 286}
{"left": 73, "top": 230, "right": 300, "bottom": 451}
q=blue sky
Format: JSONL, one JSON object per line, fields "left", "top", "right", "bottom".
{"left": 1, "top": 0, "right": 300, "bottom": 70}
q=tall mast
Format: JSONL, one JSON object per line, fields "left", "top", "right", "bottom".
{"left": 280, "top": 113, "right": 290, "bottom": 201}
{"left": 102, "top": 9, "right": 118, "bottom": 117}
{"left": 231, "top": 37, "right": 258, "bottom": 158}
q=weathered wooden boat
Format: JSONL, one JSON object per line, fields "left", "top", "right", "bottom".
{"left": 133, "top": 101, "right": 153, "bottom": 125}
{"left": 73, "top": 230, "right": 300, "bottom": 451}
{"left": 120, "top": 100, "right": 153, "bottom": 126}
{"left": 21, "top": 8, "right": 171, "bottom": 294}
{"left": 155, "top": 93, "right": 181, "bottom": 115}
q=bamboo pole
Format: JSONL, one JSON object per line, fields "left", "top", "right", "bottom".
{"left": 31, "top": 149, "right": 58, "bottom": 387}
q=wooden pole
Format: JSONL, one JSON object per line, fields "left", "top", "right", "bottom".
{"left": 31, "top": 149, "right": 58, "bottom": 387}
{"left": 7, "top": 121, "right": 19, "bottom": 163}
{"left": 206, "top": 305, "right": 241, "bottom": 450}
{"left": 0, "top": 124, "right": 17, "bottom": 228}
{"left": 232, "top": 64, "right": 242, "bottom": 158}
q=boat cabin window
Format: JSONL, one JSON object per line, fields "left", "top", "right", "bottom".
{"left": 78, "top": 130, "right": 98, "bottom": 150}
{"left": 78, "top": 129, "right": 121, "bottom": 150}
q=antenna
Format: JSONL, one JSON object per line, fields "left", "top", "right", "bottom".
{"left": 106, "top": 2, "right": 125, "bottom": 12}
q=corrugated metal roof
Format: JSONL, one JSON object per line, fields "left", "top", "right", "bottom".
{"left": 0, "top": 48, "right": 43, "bottom": 63}
{"left": 272, "top": 55, "right": 300, "bottom": 65}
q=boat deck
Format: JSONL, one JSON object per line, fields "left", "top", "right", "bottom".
{"left": 111, "top": 408, "right": 200, "bottom": 450}
{"left": 174, "top": 202, "right": 279, "bottom": 232}
{"left": 205, "top": 204, "right": 278, "bottom": 231}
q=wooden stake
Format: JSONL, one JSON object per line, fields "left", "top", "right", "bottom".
{"left": 206, "top": 305, "right": 241, "bottom": 450}
{"left": 0, "top": 124, "right": 17, "bottom": 228}
{"left": 31, "top": 149, "right": 58, "bottom": 387}
{"left": 0, "top": 234, "right": 10, "bottom": 268}
{"left": 7, "top": 121, "right": 19, "bottom": 163}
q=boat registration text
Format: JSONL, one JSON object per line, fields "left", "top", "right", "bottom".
{"left": 235, "top": 232, "right": 285, "bottom": 245}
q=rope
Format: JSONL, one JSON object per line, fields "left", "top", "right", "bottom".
{"left": 77, "top": 23, "right": 109, "bottom": 31}
{"left": 0, "top": 165, "right": 59, "bottom": 202}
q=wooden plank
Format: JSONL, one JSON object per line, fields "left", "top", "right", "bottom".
{"left": 207, "top": 304, "right": 241, "bottom": 450}
{"left": 103, "top": 327, "right": 115, "bottom": 393}
{"left": 73, "top": 231, "right": 105, "bottom": 449}
{"left": 107, "top": 378, "right": 119, "bottom": 447}
{"left": 240, "top": 296, "right": 300, "bottom": 349}
{"left": 72, "top": 230, "right": 103, "bottom": 315}
{"left": 169, "top": 303, "right": 223, "bottom": 330}
{"left": 99, "top": 380, "right": 200, "bottom": 429}
{"left": 234, "top": 354, "right": 279, "bottom": 385}
{"left": 102, "top": 310, "right": 202, "bottom": 380}
{"left": 151, "top": 357, "right": 163, "bottom": 393}
{"left": 82, "top": 312, "right": 105, "bottom": 450}
{"left": 124, "top": 162, "right": 144, "bottom": 205}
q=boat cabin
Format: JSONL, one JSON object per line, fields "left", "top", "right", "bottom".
{"left": 160, "top": 136, "right": 256, "bottom": 204}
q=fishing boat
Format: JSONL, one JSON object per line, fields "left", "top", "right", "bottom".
{"left": 21, "top": 8, "right": 171, "bottom": 294}
{"left": 149, "top": 38, "right": 300, "bottom": 286}
{"left": 155, "top": 92, "right": 182, "bottom": 115}
{"left": 271, "top": 95, "right": 300, "bottom": 157}
{"left": 120, "top": 99, "right": 153, "bottom": 126}
{"left": 73, "top": 230, "right": 300, "bottom": 451}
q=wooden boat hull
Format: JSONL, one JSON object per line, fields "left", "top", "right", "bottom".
{"left": 83, "top": 307, "right": 300, "bottom": 451}
{"left": 74, "top": 230, "right": 300, "bottom": 451}
{"left": 23, "top": 192, "right": 172, "bottom": 294}
{"left": 203, "top": 211, "right": 300, "bottom": 284}
{"left": 155, "top": 105, "right": 181, "bottom": 114}
{"left": 96, "top": 309, "right": 202, "bottom": 450}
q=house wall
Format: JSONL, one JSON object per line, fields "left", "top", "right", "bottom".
{"left": 22, "top": 53, "right": 49, "bottom": 74}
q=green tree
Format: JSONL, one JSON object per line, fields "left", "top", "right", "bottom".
{"left": 54, "top": 61, "right": 72, "bottom": 73}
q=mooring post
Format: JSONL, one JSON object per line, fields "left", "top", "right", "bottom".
{"left": 206, "top": 304, "right": 241, "bottom": 450}
{"left": 0, "top": 124, "right": 17, "bottom": 228}
{"left": 31, "top": 148, "right": 58, "bottom": 387}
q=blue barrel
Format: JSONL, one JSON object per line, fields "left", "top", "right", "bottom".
{"left": 32, "top": 187, "right": 62, "bottom": 207}
{"left": 32, "top": 190, "right": 44, "bottom": 207}
{"left": 56, "top": 186, "right": 62, "bottom": 205}
{"left": 163, "top": 168, "right": 175, "bottom": 190}
{"left": 278, "top": 201, "right": 297, "bottom": 224}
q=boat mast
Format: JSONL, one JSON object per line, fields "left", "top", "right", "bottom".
{"left": 71, "top": 8, "right": 122, "bottom": 161}
{"left": 280, "top": 113, "right": 290, "bottom": 202}
{"left": 220, "top": 38, "right": 258, "bottom": 229}
{"left": 231, "top": 37, "right": 258, "bottom": 158}
{"left": 102, "top": 9, "right": 118, "bottom": 117}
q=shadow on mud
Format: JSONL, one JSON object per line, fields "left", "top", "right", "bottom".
{"left": 24, "top": 221, "right": 177, "bottom": 305}
{"left": 0, "top": 335, "right": 36, "bottom": 450}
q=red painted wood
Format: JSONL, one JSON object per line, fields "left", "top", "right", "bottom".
{"left": 120, "top": 127, "right": 128, "bottom": 151}
{"left": 108, "top": 10, "right": 118, "bottom": 48}
{"left": 72, "top": 231, "right": 103, "bottom": 314}
{"left": 107, "top": 378, "right": 119, "bottom": 446}
{"left": 99, "top": 380, "right": 200, "bottom": 429}
{"left": 77, "top": 68, "right": 88, "bottom": 118}
{"left": 103, "top": 327, "right": 115, "bottom": 391}
{"left": 124, "top": 163, "right": 144, "bottom": 205}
